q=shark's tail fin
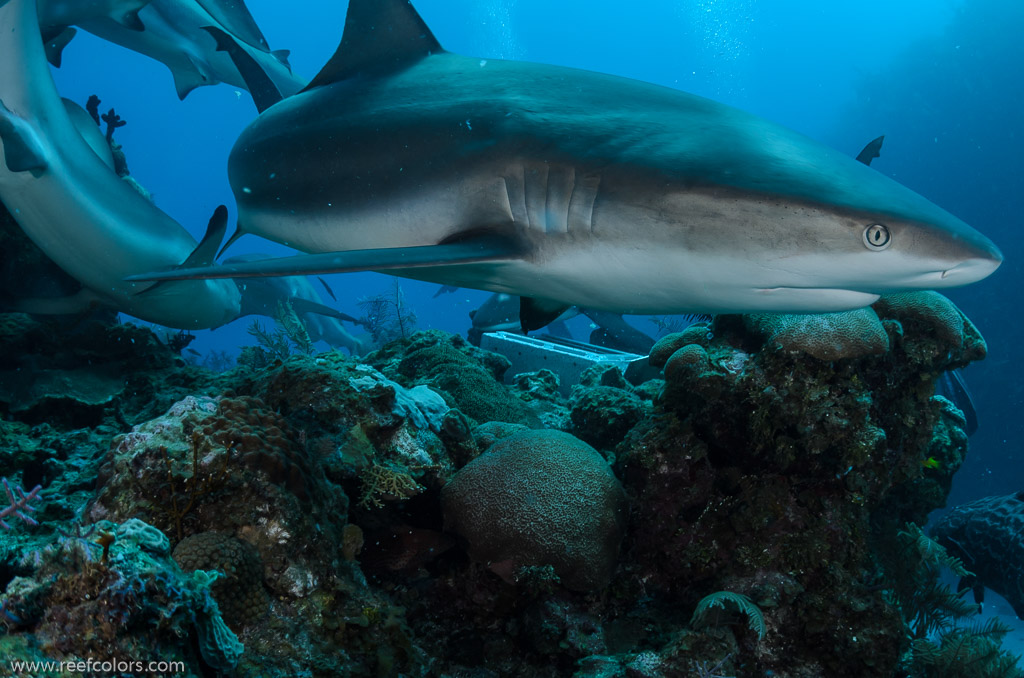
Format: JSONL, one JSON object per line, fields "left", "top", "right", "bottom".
{"left": 201, "top": 25, "right": 283, "bottom": 113}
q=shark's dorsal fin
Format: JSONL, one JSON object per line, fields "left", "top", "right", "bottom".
{"left": 182, "top": 205, "right": 229, "bottom": 268}
{"left": 855, "top": 135, "right": 885, "bottom": 166}
{"left": 304, "top": 0, "right": 442, "bottom": 91}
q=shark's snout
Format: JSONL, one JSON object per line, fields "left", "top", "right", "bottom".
{"left": 941, "top": 254, "right": 1002, "bottom": 284}
{"left": 941, "top": 232, "right": 1003, "bottom": 284}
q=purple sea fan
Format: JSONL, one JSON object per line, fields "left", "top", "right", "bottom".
{"left": 0, "top": 478, "right": 43, "bottom": 530}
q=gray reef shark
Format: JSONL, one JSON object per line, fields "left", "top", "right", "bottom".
{"left": 75, "top": 0, "right": 304, "bottom": 100}
{"left": 226, "top": 253, "right": 372, "bottom": 355}
{"left": 0, "top": 0, "right": 241, "bottom": 329}
{"left": 130, "top": 0, "right": 1003, "bottom": 330}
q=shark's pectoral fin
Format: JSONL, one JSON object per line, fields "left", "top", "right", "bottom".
{"left": 855, "top": 135, "right": 885, "bottom": 166}
{"left": 171, "top": 57, "right": 212, "bottom": 100}
{"left": 288, "top": 297, "right": 359, "bottom": 324}
{"left": 182, "top": 205, "right": 229, "bottom": 268}
{"left": 0, "top": 100, "right": 48, "bottom": 173}
{"left": 126, "top": 235, "right": 528, "bottom": 282}
{"left": 304, "top": 0, "right": 443, "bottom": 90}
{"left": 43, "top": 26, "right": 77, "bottom": 67}
{"left": 520, "top": 298, "right": 572, "bottom": 333}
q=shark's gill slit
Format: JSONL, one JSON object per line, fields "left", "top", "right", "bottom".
{"left": 524, "top": 163, "right": 550, "bottom": 232}
{"left": 545, "top": 165, "right": 574, "bottom": 234}
{"left": 568, "top": 172, "right": 601, "bottom": 235}
{"left": 503, "top": 168, "right": 528, "bottom": 227}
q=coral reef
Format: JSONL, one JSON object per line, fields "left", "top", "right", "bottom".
{"left": 0, "top": 291, "right": 1012, "bottom": 676}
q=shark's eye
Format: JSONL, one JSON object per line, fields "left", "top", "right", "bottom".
{"left": 863, "top": 223, "right": 892, "bottom": 251}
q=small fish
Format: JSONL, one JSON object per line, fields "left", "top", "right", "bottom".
{"left": 920, "top": 457, "right": 941, "bottom": 470}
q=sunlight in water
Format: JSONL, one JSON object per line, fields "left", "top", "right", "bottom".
{"left": 473, "top": 0, "right": 523, "bottom": 60}
{"left": 678, "top": 0, "right": 756, "bottom": 96}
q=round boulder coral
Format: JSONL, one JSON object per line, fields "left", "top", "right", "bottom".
{"left": 649, "top": 324, "right": 712, "bottom": 368}
{"left": 441, "top": 430, "right": 628, "bottom": 591}
{"left": 172, "top": 532, "right": 268, "bottom": 630}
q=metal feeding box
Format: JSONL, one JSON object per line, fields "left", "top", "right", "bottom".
{"left": 479, "top": 332, "right": 658, "bottom": 397}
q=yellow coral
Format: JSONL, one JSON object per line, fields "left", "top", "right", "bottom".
{"left": 358, "top": 463, "right": 424, "bottom": 510}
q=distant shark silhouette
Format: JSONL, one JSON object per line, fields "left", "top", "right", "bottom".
{"left": 0, "top": 0, "right": 241, "bottom": 329}
{"left": 129, "top": 0, "right": 1002, "bottom": 332}
{"left": 227, "top": 254, "right": 371, "bottom": 355}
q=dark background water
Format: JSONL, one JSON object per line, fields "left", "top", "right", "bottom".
{"left": 50, "top": 0, "right": 1022, "bottom": 507}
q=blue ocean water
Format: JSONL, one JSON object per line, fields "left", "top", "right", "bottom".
{"left": 48, "top": 0, "right": 1023, "bottom": 617}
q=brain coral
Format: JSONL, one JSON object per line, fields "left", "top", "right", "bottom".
{"left": 873, "top": 291, "right": 984, "bottom": 358}
{"left": 736, "top": 308, "right": 889, "bottom": 360}
{"left": 441, "top": 430, "right": 627, "bottom": 591}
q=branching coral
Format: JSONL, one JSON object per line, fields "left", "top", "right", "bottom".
{"left": 358, "top": 280, "right": 418, "bottom": 344}
{"left": 0, "top": 477, "right": 42, "bottom": 530}
{"left": 358, "top": 463, "right": 424, "bottom": 510}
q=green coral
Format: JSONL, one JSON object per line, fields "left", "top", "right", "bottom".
{"left": 241, "top": 302, "right": 314, "bottom": 367}
{"left": 358, "top": 462, "right": 425, "bottom": 510}
{"left": 358, "top": 280, "right": 418, "bottom": 345}
{"left": 690, "top": 591, "right": 765, "bottom": 640}
{"left": 909, "top": 618, "right": 1021, "bottom": 678}
{"left": 878, "top": 524, "right": 1021, "bottom": 676}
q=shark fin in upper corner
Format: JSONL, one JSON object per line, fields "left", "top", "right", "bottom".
{"left": 201, "top": 25, "right": 283, "bottom": 113}
{"left": 855, "top": 135, "right": 885, "bottom": 166}
{"left": 304, "top": 0, "right": 443, "bottom": 91}
{"left": 0, "top": 100, "right": 48, "bottom": 173}
{"left": 182, "top": 205, "right": 229, "bottom": 268}
{"left": 43, "top": 26, "right": 77, "bottom": 67}
{"left": 127, "top": 235, "right": 527, "bottom": 282}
